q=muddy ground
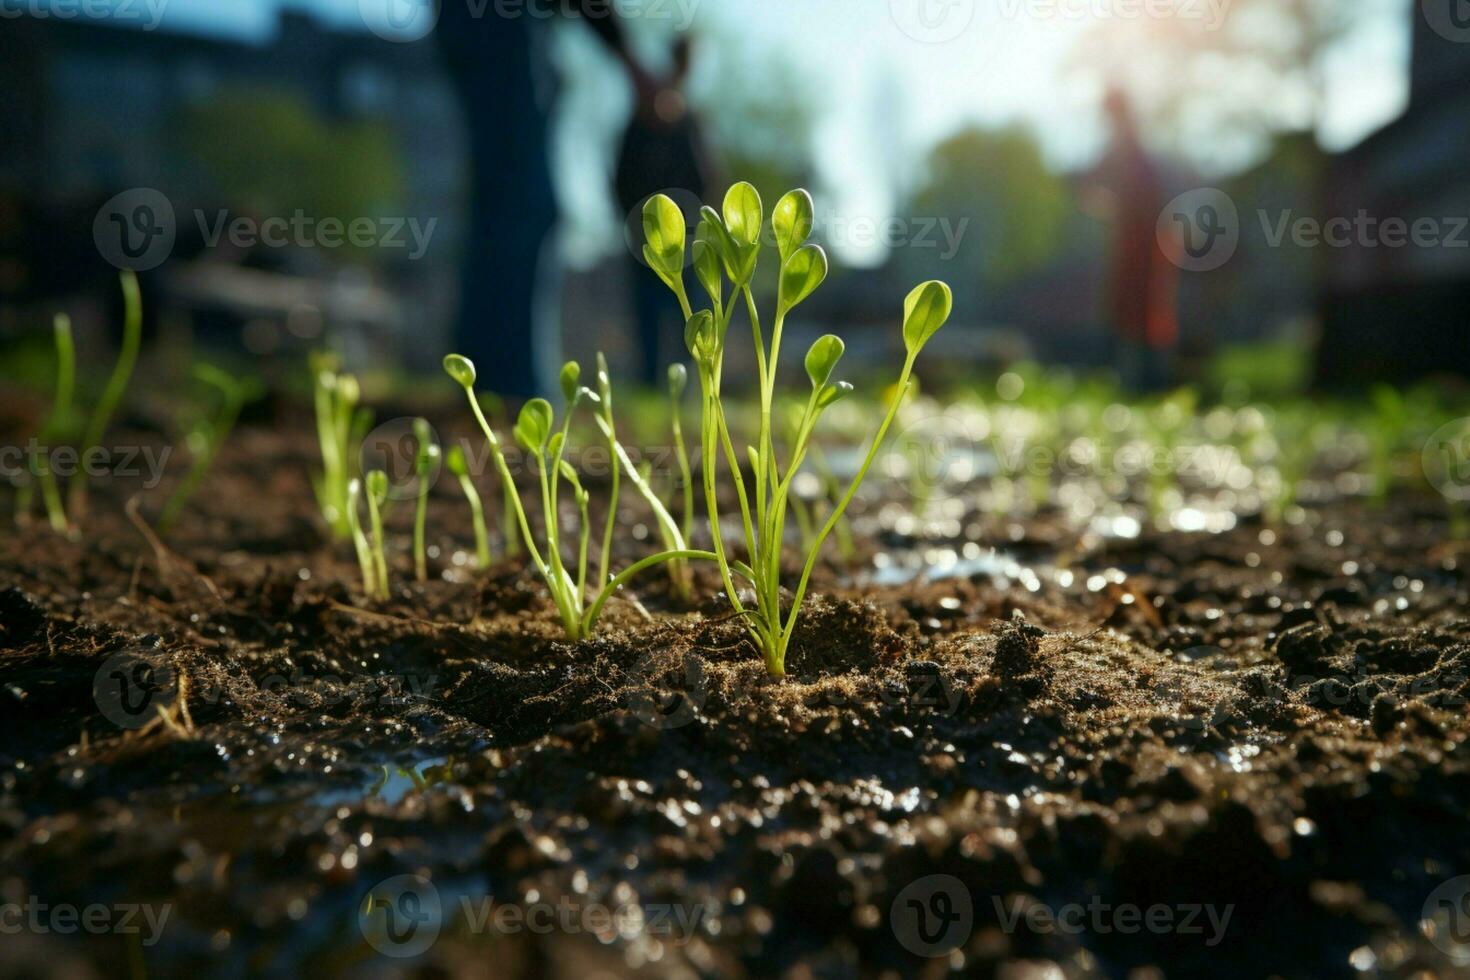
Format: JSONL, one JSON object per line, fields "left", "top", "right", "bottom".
{"left": 1, "top": 423, "right": 1468, "bottom": 978}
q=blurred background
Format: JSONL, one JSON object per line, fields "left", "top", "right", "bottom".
{"left": 1, "top": 0, "right": 1466, "bottom": 400}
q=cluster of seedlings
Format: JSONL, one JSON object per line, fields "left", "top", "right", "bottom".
{"left": 14, "top": 271, "right": 256, "bottom": 536}
{"left": 10, "top": 183, "right": 1465, "bottom": 681}
{"left": 298, "top": 185, "right": 952, "bottom": 676}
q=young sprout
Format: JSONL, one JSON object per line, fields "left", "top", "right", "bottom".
{"left": 157, "top": 364, "right": 259, "bottom": 534}
{"left": 31, "top": 314, "right": 76, "bottom": 534}
{"left": 310, "top": 353, "right": 371, "bottom": 539}
{"left": 70, "top": 271, "right": 143, "bottom": 520}
{"left": 645, "top": 184, "right": 953, "bottom": 677}
{"left": 411, "top": 418, "right": 440, "bottom": 582}
{"left": 346, "top": 478, "right": 377, "bottom": 599}
{"left": 365, "top": 470, "right": 391, "bottom": 598}
{"left": 446, "top": 444, "right": 491, "bottom": 570}
{"left": 1366, "top": 384, "right": 1408, "bottom": 506}
{"left": 443, "top": 354, "right": 720, "bottom": 640}
{"left": 668, "top": 364, "right": 695, "bottom": 546}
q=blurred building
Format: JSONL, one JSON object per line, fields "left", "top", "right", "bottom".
{"left": 0, "top": 8, "right": 462, "bottom": 366}
{"left": 1317, "top": 11, "right": 1470, "bottom": 387}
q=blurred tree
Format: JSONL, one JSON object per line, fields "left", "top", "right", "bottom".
{"left": 1072, "top": 0, "right": 1392, "bottom": 170}
{"left": 176, "top": 89, "right": 404, "bottom": 262}
{"left": 909, "top": 125, "right": 1073, "bottom": 291}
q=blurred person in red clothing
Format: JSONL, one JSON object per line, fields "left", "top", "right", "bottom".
{"left": 1094, "top": 87, "right": 1180, "bottom": 391}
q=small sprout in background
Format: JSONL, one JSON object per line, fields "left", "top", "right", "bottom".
{"left": 668, "top": 364, "right": 695, "bottom": 547}
{"left": 1255, "top": 405, "right": 1325, "bottom": 526}
{"left": 70, "top": 271, "right": 143, "bottom": 521}
{"left": 157, "top": 364, "right": 261, "bottom": 535}
{"left": 446, "top": 444, "right": 491, "bottom": 570}
{"left": 591, "top": 355, "right": 622, "bottom": 591}
{"left": 346, "top": 478, "right": 377, "bottom": 599}
{"left": 646, "top": 183, "right": 953, "bottom": 677}
{"left": 364, "top": 470, "right": 392, "bottom": 599}
{"left": 444, "top": 353, "right": 714, "bottom": 640}
{"left": 30, "top": 314, "right": 76, "bottom": 534}
{"left": 310, "top": 353, "right": 371, "bottom": 540}
{"left": 411, "top": 419, "right": 440, "bottom": 583}
{"left": 1366, "top": 384, "right": 1408, "bottom": 507}
{"left": 588, "top": 356, "right": 692, "bottom": 601}
{"left": 472, "top": 390, "right": 521, "bottom": 560}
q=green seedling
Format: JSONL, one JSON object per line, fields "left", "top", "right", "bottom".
{"left": 157, "top": 365, "right": 259, "bottom": 534}
{"left": 411, "top": 418, "right": 440, "bottom": 582}
{"left": 310, "top": 353, "right": 372, "bottom": 539}
{"left": 644, "top": 183, "right": 953, "bottom": 677}
{"left": 28, "top": 314, "right": 76, "bottom": 533}
{"left": 365, "top": 470, "right": 392, "bottom": 598}
{"left": 1256, "top": 404, "right": 1325, "bottom": 525}
{"left": 446, "top": 444, "right": 491, "bottom": 569}
{"left": 443, "top": 354, "right": 719, "bottom": 640}
{"left": 70, "top": 271, "right": 143, "bottom": 520}
{"left": 668, "top": 364, "right": 695, "bottom": 547}
{"left": 345, "top": 478, "right": 376, "bottom": 598}
{"left": 1366, "top": 384, "right": 1407, "bottom": 506}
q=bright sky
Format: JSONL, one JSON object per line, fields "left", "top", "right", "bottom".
{"left": 45, "top": 0, "right": 1412, "bottom": 261}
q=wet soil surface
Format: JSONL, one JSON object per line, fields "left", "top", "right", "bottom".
{"left": 2, "top": 427, "right": 1469, "bottom": 978}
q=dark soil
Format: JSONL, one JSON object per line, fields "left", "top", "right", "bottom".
{"left": 2, "top": 425, "right": 1468, "bottom": 978}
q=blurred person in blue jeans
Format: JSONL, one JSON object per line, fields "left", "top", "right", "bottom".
{"left": 437, "top": 0, "right": 702, "bottom": 397}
